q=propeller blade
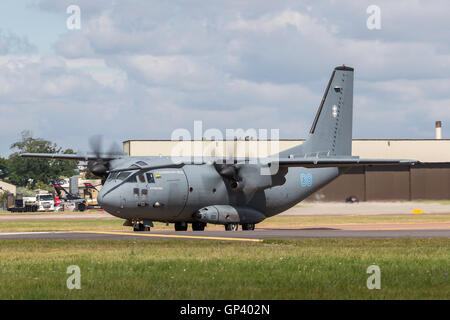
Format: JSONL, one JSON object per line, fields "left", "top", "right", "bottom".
{"left": 89, "top": 135, "right": 103, "bottom": 158}
{"left": 108, "top": 141, "right": 123, "bottom": 157}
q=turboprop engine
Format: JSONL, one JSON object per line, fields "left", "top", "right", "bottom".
{"left": 192, "top": 205, "right": 266, "bottom": 225}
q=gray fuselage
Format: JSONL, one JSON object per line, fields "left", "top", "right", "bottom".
{"left": 98, "top": 157, "right": 340, "bottom": 223}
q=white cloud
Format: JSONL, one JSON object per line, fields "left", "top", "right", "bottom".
{"left": 1, "top": 0, "right": 450, "bottom": 155}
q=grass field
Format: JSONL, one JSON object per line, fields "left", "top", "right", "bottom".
{"left": 1, "top": 214, "right": 449, "bottom": 232}
{"left": 0, "top": 238, "right": 448, "bottom": 299}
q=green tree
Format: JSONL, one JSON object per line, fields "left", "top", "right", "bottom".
{"left": 7, "top": 131, "right": 77, "bottom": 188}
{"left": 0, "top": 157, "right": 8, "bottom": 179}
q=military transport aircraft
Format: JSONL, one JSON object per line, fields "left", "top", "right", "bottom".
{"left": 21, "top": 66, "right": 416, "bottom": 232}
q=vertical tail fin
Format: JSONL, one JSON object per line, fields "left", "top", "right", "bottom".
{"left": 281, "top": 66, "right": 354, "bottom": 157}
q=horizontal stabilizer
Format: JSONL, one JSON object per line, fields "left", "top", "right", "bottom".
{"left": 275, "top": 157, "right": 418, "bottom": 168}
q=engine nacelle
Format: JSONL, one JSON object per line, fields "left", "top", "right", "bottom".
{"left": 192, "top": 205, "right": 266, "bottom": 225}
{"left": 89, "top": 162, "right": 109, "bottom": 177}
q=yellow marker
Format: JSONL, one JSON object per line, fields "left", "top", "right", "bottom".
{"left": 412, "top": 209, "right": 423, "bottom": 214}
{"left": 73, "top": 230, "right": 263, "bottom": 242}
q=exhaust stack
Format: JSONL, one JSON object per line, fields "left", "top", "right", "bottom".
{"left": 435, "top": 121, "right": 442, "bottom": 139}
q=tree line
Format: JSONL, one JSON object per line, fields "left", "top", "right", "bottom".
{"left": 0, "top": 131, "right": 78, "bottom": 189}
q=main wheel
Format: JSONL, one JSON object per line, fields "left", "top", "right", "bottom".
{"left": 225, "top": 223, "right": 239, "bottom": 231}
{"left": 174, "top": 222, "right": 188, "bottom": 231}
{"left": 242, "top": 223, "right": 255, "bottom": 231}
{"left": 77, "top": 203, "right": 86, "bottom": 212}
{"left": 192, "top": 222, "right": 206, "bottom": 231}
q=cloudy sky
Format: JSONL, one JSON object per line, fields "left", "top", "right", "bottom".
{"left": 0, "top": 0, "right": 449, "bottom": 156}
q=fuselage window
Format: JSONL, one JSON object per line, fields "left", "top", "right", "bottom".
{"left": 146, "top": 173, "right": 155, "bottom": 183}
{"left": 133, "top": 188, "right": 139, "bottom": 200}
{"left": 138, "top": 174, "right": 146, "bottom": 183}
{"left": 141, "top": 189, "right": 148, "bottom": 201}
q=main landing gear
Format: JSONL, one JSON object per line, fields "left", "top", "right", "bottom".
{"left": 225, "top": 223, "right": 239, "bottom": 231}
{"left": 225, "top": 223, "right": 255, "bottom": 231}
{"left": 174, "top": 222, "right": 188, "bottom": 231}
{"left": 192, "top": 222, "right": 206, "bottom": 231}
{"left": 174, "top": 222, "right": 207, "bottom": 231}
{"left": 242, "top": 223, "right": 255, "bottom": 231}
{"left": 130, "top": 220, "right": 255, "bottom": 232}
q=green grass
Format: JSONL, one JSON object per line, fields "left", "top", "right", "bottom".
{"left": 0, "top": 219, "right": 127, "bottom": 232}
{"left": 0, "top": 239, "right": 448, "bottom": 299}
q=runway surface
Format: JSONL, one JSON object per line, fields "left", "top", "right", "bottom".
{"left": 0, "top": 228, "right": 448, "bottom": 241}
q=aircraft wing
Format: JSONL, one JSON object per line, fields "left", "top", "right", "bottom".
{"left": 20, "top": 153, "right": 117, "bottom": 161}
{"left": 109, "top": 163, "right": 185, "bottom": 173}
{"left": 275, "top": 157, "right": 418, "bottom": 168}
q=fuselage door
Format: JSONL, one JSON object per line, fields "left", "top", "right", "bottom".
{"left": 147, "top": 169, "right": 188, "bottom": 218}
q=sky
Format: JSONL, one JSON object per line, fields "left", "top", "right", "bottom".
{"left": 0, "top": 0, "right": 449, "bottom": 156}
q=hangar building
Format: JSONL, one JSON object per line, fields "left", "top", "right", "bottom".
{"left": 123, "top": 138, "right": 450, "bottom": 202}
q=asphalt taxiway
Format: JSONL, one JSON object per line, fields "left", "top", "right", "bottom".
{"left": 0, "top": 228, "right": 448, "bottom": 242}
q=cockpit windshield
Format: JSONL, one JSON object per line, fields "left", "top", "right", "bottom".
{"left": 126, "top": 175, "right": 138, "bottom": 183}
{"left": 116, "top": 171, "right": 132, "bottom": 181}
{"left": 107, "top": 172, "right": 118, "bottom": 181}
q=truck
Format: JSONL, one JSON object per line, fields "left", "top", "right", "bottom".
{"left": 35, "top": 194, "right": 55, "bottom": 212}
{"left": 6, "top": 193, "right": 55, "bottom": 212}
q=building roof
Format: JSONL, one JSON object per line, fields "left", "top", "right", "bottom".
{"left": 123, "top": 139, "right": 450, "bottom": 163}
{"left": 0, "top": 180, "right": 17, "bottom": 194}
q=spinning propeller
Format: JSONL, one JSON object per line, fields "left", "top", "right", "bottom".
{"left": 87, "top": 135, "right": 123, "bottom": 178}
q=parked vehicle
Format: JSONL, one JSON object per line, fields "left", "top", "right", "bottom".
{"left": 35, "top": 194, "right": 55, "bottom": 212}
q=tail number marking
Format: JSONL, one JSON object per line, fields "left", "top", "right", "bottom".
{"left": 300, "top": 173, "right": 312, "bottom": 187}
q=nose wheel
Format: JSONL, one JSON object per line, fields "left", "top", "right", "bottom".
{"left": 133, "top": 223, "right": 150, "bottom": 232}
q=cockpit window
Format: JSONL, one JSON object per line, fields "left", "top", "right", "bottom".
{"left": 126, "top": 175, "right": 138, "bottom": 183}
{"left": 136, "top": 161, "right": 148, "bottom": 166}
{"left": 107, "top": 172, "right": 118, "bottom": 181}
{"left": 116, "top": 171, "right": 131, "bottom": 181}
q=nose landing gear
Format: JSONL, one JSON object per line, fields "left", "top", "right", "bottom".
{"left": 133, "top": 223, "right": 150, "bottom": 231}
{"left": 132, "top": 219, "right": 153, "bottom": 232}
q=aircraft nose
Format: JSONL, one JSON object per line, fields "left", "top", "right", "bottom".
{"left": 97, "top": 192, "right": 104, "bottom": 204}
{"left": 97, "top": 186, "right": 118, "bottom": 210}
